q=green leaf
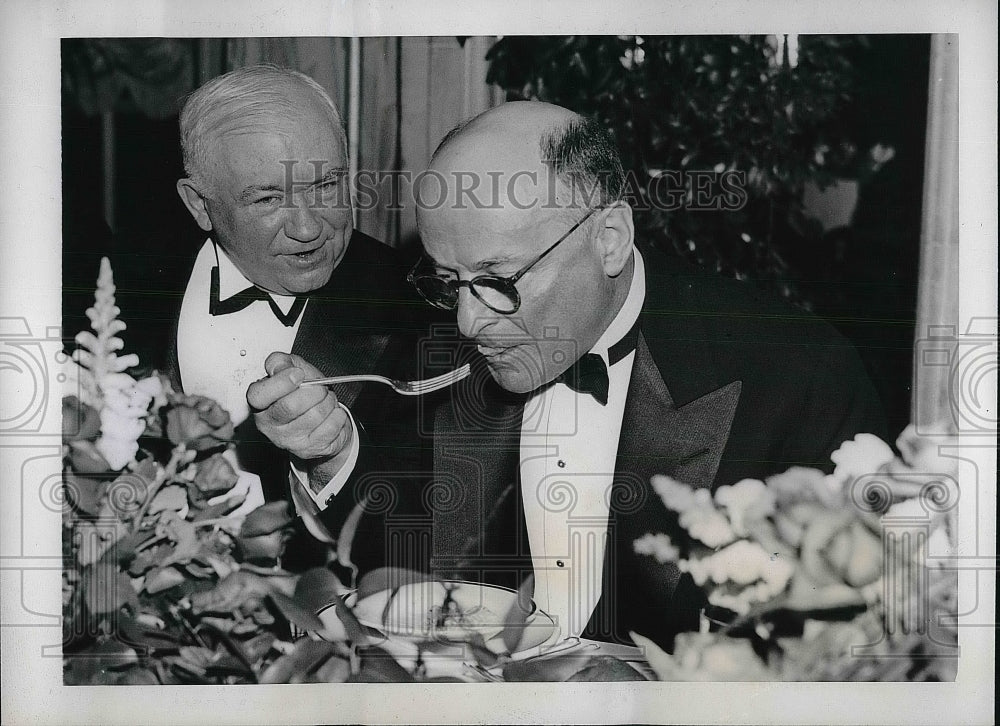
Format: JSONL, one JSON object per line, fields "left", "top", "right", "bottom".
{"left": 566, "top": 655, "right": 648, "bottom": 681}
{"left": 268, "top": 590, "right": 325, "bottom": 633}
{"left": 190, "top": 491, "right": 246, "bottom": 521}
{"left": 357, "top": 566, "right": 430, "bottom": 600}
{"left": 294, "top": 567, "right": 347, "bottom": 613}
{"left": 205, "top": 653, "right": 254, "bottom": 678}
{"left": 240, "top": 632, "right": 277, "bottom": 664}
{"left": 349, "top": 647, "right": 414, "bottom": 682}
{"left": 144, "top": 566, "right": 186, "bottom": 594}
{"left": 502, "top": 653, "right": 595, "bottom": 682}
{"left": 158, "top": 515, "right": 201, "bottom": 567}
{"left": 114, "top": 613, "right": 183, "bottom": 652}
{"left": 500, "top": 574, "right": 535, "bottom": 654}
{"left": 310, "top": 655, "right": 351, "bottom": 683}
{"left": 117, "top": 667, "right": 160, "bottom": 685}
{"left": 336, "top": 495, "right": 368, "bottom": 582}
{"left": 64, "top": 639, "right": 139, "bottom": 684}
{"left": 260, "top": 638, "right": 337, "bottom": 684}
{"left": 332, "top": 594, "right": 379, "bottom": 647}
{"left": 240, "top": 500, "right": 293, "bottom": 537}
{"left": 148, "top": 485, "right": 187, "bottom": 514}
{"left": 83, "top": 561, "right": 136, "bottom": 615}
{"left": 64, "top": 472, "right": 108, "bottom": 516}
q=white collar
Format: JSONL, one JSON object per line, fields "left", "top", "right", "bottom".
{"left": 212, "top": 241, "right": 299, "bottom": 315}
{"left": 589, "top": 247, "right": 646, "bottom": 362}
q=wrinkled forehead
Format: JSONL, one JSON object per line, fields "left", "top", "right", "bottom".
{"left": 206, "top": 114, "right": 346, "bottom": 186}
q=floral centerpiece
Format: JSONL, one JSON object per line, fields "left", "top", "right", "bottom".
{"left": 631, "top": 428, "right": 960, "bottom": 681}
{"left": 62, "top": 259, "right": 958, "bottom": 684}
{"left": 62, "top": 259, "right": 642, "bottom": 684}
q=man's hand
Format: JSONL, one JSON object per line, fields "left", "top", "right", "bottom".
{"left": 247, "top": 352, "right": 353, "bottom": 464}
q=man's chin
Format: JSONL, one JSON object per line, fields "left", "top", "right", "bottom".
{"left": 278, "top": 257, "right": 335, "bottom": 294}
{"left": 485, "top": 358, "right": 552, "bottom": 395}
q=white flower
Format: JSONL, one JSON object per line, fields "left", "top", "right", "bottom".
{"left": 99, "top": 407, "right": 146, "bottom": 442}
{"left": 714, "top": 479, "right": 775, "bottom": 536}
{"left": 680, "top": 540, "right": 795, "bottom": 614}
{"left": 95, "top": 435, "right": 140, "bottom": 471}
{"left": 830, "top": 433, "right": 894, "bottom": 484}
{"left": 652, "top": 475, "right": 700, "bottom": 512}
{"left": 679, "top": 504, "right": 737, "bottom": 548}
{"left": 94, "top": 374, "right": 155, "bottom": 471}
{"left": 895, "top": 423, "right": 958, "bottom": 476}
{"left": 633, "top": 533, "right": 680, "bottom": 563}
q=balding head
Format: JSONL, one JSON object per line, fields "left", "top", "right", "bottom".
{"left": 427, "top": 101, "right": 625, "bottom": 214}
{"left": 413, "top": 101, "right": 635, "bottom": 394}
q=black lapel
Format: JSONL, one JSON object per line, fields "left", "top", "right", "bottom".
{"left": 617, "top": 333, "right": 742, "bottom": 490}
{"left": 586, "top": 331, "right": 741, "bottom": 644}
{"left": 429, "top": 362, "right": 528, "bottom": 581}
{"left": 290, "top": 232, "right": 396, "bottom": 409}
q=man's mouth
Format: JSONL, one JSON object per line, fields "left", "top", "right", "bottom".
{"left": 476, "top": 342, "right": 522, "bottom": 359}
{"left": 285, "top": 244, "right": 327, "bottom": 263}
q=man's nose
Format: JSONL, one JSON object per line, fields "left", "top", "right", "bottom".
{"left": 456, "top": 286, "right": 494, "bottom": 339}
{"left": 283, "top": 199, "right": 323, "bottom": 243}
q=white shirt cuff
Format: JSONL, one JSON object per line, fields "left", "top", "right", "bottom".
{"left": 289, "top": 403, "right": 361, "bottom": 512}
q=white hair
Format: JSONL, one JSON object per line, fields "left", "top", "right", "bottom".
{"left": 179, "top": 64, "right": 346, "bottom": 190}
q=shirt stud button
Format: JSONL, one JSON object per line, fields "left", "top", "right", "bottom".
{"left": 557, "top": 460, "right": 566, "bottom": 468}
{"left": 556, "top": 560, "right": 565, "bottom": 568}
{"left": 239, "top": 349, "right": 247, "bottom": 357}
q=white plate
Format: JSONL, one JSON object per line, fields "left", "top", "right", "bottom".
{"left": 353, "top": 580, "right": 560, "bottom": 659}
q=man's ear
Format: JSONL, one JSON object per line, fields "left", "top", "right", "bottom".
{"left": 596, "top": 201, "right": 635, "bottom": 277}
{"left": 176, "top": 179, "right": 214, "bottom": 233}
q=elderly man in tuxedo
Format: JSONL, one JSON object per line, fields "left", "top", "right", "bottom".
{"left": 171, "top": 65, "right": 427, "bottom": 548}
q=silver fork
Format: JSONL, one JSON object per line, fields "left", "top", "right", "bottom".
{"left": 299, "top": 363, "right": 471, "bottom": 395}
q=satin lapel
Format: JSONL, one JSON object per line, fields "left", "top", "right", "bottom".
{"left": 430, "top": 370, "right": 525, "bottom": 572}
{"left": 589, "top": 333, "right": 741, "bottom": 641}
{"left": 290, "top": 294, "right": 391, "bottom": 411}
{"left": 617, "top": 333, "right": 742, "bottom": 490}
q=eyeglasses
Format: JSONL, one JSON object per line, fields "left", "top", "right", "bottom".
{"left": 407, "top": 206, "right": 601, "bottom": 314}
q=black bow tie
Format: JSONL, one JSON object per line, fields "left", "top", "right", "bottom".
{"left": 555, "top": 319, "right": 640, "bottom": 405}
{"left": 208, "top": 266, "right": 306, "bottom": 327}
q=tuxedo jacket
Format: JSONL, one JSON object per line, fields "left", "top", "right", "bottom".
{"left": 167, "top": 230, "right": 436, "bottom": 505}
{"left": 322, "top": 246, "right": 887, "bottom": 649}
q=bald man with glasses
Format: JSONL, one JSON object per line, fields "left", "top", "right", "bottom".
{"left": 259, "top": 101, "right": 885, "bottom": 650}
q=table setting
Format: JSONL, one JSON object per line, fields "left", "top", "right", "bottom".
{"left": 60, "top": 258, "right": 958, "bottom": 684}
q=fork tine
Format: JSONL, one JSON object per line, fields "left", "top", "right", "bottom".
{"left": 408, "top": 364, "right": 471, "bottom": 392}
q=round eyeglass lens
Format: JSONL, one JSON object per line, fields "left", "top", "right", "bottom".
{"left": 470, "top": 277, "right": 519, "bottom": 313}
{"left": 415, "top": 276, "right": 459, "bottom": 309}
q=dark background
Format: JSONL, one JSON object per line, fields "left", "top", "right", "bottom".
{"left": 62, "top": 35, "right": 930, "bottom": 436}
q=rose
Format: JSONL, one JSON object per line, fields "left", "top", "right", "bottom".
{"left": 800, "top": 511, "right": 881, "bottom": 588}
{"left": 62, "top": 395, "right": 101, "bottom": 443}
{"left": 165, "top": 394, "right": 235, "bottom": 451}
{"left": 784, "top": 510, "right": 882, "bottom": 612}
{"left": 192, "top": 453, "right": 238, "bottom": 497}
{"left": 66, "top": 440, "right": 112, "bottom": 474}
{"left": 237, "top": 501, "right": 295, "bottom": 563}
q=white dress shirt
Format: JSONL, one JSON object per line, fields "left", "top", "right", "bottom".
{"left": 519, "top": 249, "right": 646, "bottom": 637}
{"left": 176, "top": 240, "right": 358, "bottom": 531}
